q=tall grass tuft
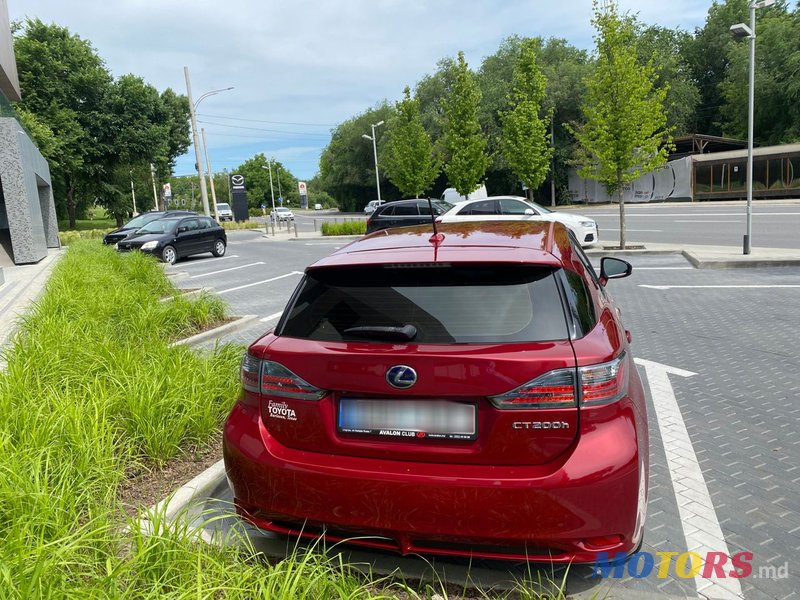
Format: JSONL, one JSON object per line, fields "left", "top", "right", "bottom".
{"left": 321, "top": 220, "right": 367, "bottom": 236}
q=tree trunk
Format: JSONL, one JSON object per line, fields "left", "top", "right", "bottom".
{"left": 550, "top": 119, "right": 556, "bottom": 207}
{"left": 618, "top": 174, "right": 626, "bottom": 250}
{"left": 66, "top": 180, "right": 77, "bottom": 230}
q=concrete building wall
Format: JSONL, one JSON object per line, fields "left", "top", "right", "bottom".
{"left": 0, "top": 0, "right": 21, "bottom": 102}
{"left": 0, "top": 118, "right": 59, "bottom": 264}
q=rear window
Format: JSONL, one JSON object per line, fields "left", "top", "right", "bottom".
{"left": 279, "top": 265, "right": 569, "bottom": 344}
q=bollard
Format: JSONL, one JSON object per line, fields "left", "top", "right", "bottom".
{"left": 314, "top": 219, "right": 317, "bottom": 232}
{"left": 293, "top": 221, "right": 298, "bottom": 238}
{"left": 270, "top": 220, "right": 275, "bottom": 236}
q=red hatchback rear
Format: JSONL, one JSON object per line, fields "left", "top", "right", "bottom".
{"left": 223, "top": 221, "right": 648, "bottom": 563}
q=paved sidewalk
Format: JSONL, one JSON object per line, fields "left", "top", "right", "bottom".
{"left": 0, "top": 249, "right": 63, "bottom": 353}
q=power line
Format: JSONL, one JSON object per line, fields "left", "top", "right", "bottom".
{"left": 197, "top": 120, "right": 331, "bottom": 137}
{"left": 197, "top": 113, "right": 335, "bottom": 127}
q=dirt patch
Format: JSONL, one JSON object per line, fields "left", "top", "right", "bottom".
{"left": 117, "top": 431, "right": 223, "bottom": 518}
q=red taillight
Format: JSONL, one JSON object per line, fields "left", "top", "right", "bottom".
{"left": 579, "top": 353, "right": 626, "bottom": 406}
{"left": 240, "top": 354, "right": 325, "bottom": 401}
{"left": 489, "top": 369, "right": 577, "bottom": 409}
{"left": 488, "top": 353, "right": 627, "bottom": 410}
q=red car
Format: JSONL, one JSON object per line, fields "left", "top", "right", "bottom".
{"left": 223, "top": 221, "right": 648, "bottom": 563}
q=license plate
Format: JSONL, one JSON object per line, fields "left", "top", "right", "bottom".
{"left": 338, "top": 398, "right": 476, "bottom": 441}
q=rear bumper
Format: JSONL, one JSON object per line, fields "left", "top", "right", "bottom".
{"left": 223, "top": 399, "right": 646, "bottom": 563}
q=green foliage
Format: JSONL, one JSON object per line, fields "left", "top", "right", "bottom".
{"left": 221, "top": 220, "right": 262, "bottom": 231}
{"left": 500, "top": 39, "right": 553, "bottom": 193}
{"left": 442, "top": 52, "right": 492, "bottom": 197}
{"left": 567, "top": 2, "right": 673, "bottom": 248}
{"left": 320, "top": 220, "right": 367, "bottom": 236}
{"left": 383, "top": 87, "right": 441, "bottom": 197}
{"left": 13, "top": 20, "right": 191, "bottom": 228}
{"left": 318, "top": 104, "right": 402, "bottom": 211}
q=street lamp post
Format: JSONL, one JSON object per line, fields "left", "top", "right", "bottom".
{"left": 730, "top": 0, "right": 775, "bottom": 255}
{"left": 183, "top": 66, "right": 233, "bottom": 217}
{"left": 362, "top": 121, "right": 384, "bottom": 202}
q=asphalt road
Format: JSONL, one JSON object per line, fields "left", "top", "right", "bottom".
{"left": 291, "top": 199, "right": 800, "bottom": 250}
{"left": 168, "top": 231, "right": 800, "bottom": 599}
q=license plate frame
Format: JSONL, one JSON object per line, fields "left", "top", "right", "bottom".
{"left": 337, "top": 398, "right": 477, "bottom": 441}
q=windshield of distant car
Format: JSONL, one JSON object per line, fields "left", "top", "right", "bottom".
{"left": 138, "top": 218, "right": 179, "bottom": 234}
{"left": 276, "top": 208, "right": 289, "bottom": 213}
{"left": 530, "top": 202, "right": 550, "bottom": 214}
{"left": 124, "top": 213, "right": 163, "bottom": 229}
{"left": 217, "top": 203, "right": 231, "bottom": 211}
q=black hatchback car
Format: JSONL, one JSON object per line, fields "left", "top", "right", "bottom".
{"left": 116, "top": 215, "right": 227, "bottom": 264}
{"left": 365, "top": 199, "right": 453, "bottom": 234}
{"left": 102, "top": 210, "right": 197, "bottom": 245}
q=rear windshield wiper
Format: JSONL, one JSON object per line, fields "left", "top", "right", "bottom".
{"left": 343, "top": 324, "right": 418, "bottom": 341}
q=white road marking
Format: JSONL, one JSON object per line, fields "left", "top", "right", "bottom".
{"left": 591, "top": 212, "right": 800, "bottom": 217}
{"left": 635, "top": 358, "right": 743, "bottom": 600}
{"left": 633, "top": 267, "right": 694, "bottom": 270}
{"left": 673, "top": 220, "right": 740, "bottom": 223}
{"left": 190, "top": 262, "right": 265, "bottom": 279}
{"left": 640, "top": 284, "right": 800, "bottom": 290}
{"left": 260, "top": 311, "right": 284, "bottom": 322}
{"left": 166, "top": 255, "right": 239, "bottom": 269}
{"left": 217, "top": 271, "right": 303, "bottom": 294}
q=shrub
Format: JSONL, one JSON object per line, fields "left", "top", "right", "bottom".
{"left": 320, "top": 220, "right": 367, "bottom": 236}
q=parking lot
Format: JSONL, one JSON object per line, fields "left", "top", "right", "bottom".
{"left": 167, "top": 228, "right": 800, "bottom": 599}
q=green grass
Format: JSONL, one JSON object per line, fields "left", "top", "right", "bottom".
{"left": 321, "top": 220, "right": 367, "bottom": 236}
{"left": 0, "top": 240, "right": 564, "bottom": 598}
{"left": 221, "top": 220, "right": 263, "bottom": 231}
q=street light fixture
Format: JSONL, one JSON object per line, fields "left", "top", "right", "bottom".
{"left": 362, "top": 120, "right": 384, "bottom": 202}
{"left": 184, "top": 65, "right": 233, "bottom": 217}
{"left": 730, "top": 0, "right": 775, "bottom": 255}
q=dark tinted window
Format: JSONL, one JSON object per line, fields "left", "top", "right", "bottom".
{"left": 458, "top": 200, "right": 497, "bottom": 216}
{"left": 378, "top": 205, "right": 394, "bottom": 216}
{"left": 499, "top": 199, "right": 533, "bottom": 215}
{"left": 561, "top": 270, "right": 597, "bottom": 337}
{"left": 199, "top": 217, "right": 215, "bottom": 229}
{"left": 391, "top": 204, "right": 418, "bottom": 216}
{"left": 181, "top": 218, "right": 200, "bottom": 231}
{"left": 280, "top": 265, "right": 569, "bottom": 344}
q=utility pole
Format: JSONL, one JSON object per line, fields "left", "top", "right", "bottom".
{"left": 362, "top": 121, "right": 384, "bottom": 202}
{"left": 184, "top": 66, "right": 211, "bottom": 217}
{"left": 274, "top": 159, "right": 282, "bottom": 204}
{"left": 149, "top": 163, "right": 159, "bottom": 211}
{"left": 202, "top": 128, "right": 219, "bottom": 220}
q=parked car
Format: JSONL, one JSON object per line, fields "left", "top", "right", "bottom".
{"left": 102, "top": 210, "right": 196, "bottom": 245}
{"left": 365, "top": 198, "right": 453, "bottom": 234}
{"left": 115, "top": 215, "right": 226, "bottom": 264}
{"left": 215, "top": 202, "right": 234, "bottom": 222}
{"left": 271, "top": 207, "right": 294, "bottom": 222}
{"left": 314, "top": 203, "right": 323, "bottom": 211}
{"left": 223, "top": 220, "right": 646, "bottom": 564}
{"left": 437, "top": 196, "right": 599, "bottom": 247}
{"left": 363, "top": 200, "right": 385, "bottom": 215}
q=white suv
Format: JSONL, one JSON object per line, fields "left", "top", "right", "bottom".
{"left": 215, "top": 202, "right": 234, "bottom": 221}
{"left": 271, "top": 207, "right": 294, "bottom": 222}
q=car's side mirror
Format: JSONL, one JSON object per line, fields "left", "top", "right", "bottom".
{"left": 524, "top": 208, "right": 535, "bottom": 216}
{"left": 177, "top": 226, "right": 188, "bottom": 233}
{"left": 599, "top": 257, "right": 632, "bottom": 286}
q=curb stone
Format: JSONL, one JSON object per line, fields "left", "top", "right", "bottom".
{"left": 170, "top": 314, "right": 258, "bottom": 348}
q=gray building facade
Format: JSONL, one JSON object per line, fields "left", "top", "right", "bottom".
{"left": 0, "top": 0, "right": 59, "bottom": 265}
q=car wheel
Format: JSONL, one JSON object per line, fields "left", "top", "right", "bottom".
{"left": 212, "top": 238, "right": 226, "bottom": 257}
{"left": 162, "top": 245, "right": 177, "bottom": 265}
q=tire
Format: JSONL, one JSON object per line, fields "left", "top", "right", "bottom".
{"left": 212, "top": 239, "right": 226, "bottom": 257}
{"left": 161, "top": 245, "right": 177, "bottom": 265}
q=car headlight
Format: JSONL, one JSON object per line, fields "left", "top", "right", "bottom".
{"left": 141, "top": 241, "right": 159, "bottom": 250}
{"left": 113, "top": 243, "right": 119, "bottom": 250}
{"left": 580, "top": 220, "right": 596, "bottom": 228}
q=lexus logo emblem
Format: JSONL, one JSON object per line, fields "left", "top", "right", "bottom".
{"left": 231, "top": 175, "right": 244, "bottom": 186}
{"left": 386, "top": 365, "right": 417, "bottom": 389}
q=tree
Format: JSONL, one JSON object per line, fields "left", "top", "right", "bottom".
{"left": 441, "top": 51, "right": 491, "bottom": 198}
{"left": 500, "top": 39, "right": 552, "bottom": 200}
{"left": 567, "top": 2, "right": 673, "bottom": 249}
{"left": 14, "top": 19, "right": 113, "bottom": 227}
{"left": 383, "top": 87, "right": 440, "bottom": 198}
{"left": 318, "top": 104, "right": 400, "bottom": 211}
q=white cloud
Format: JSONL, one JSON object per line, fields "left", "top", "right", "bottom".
{"left": 9, "top": 0, "right": 713, "bottom": 178}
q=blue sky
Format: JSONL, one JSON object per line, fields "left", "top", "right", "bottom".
{"left": 10, "top": 0, "right": 713, "bottom": 181}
